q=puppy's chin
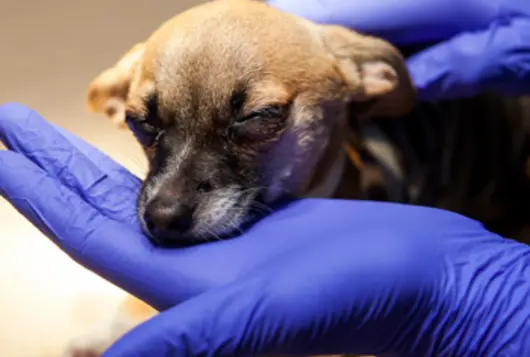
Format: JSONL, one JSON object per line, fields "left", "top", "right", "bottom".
{"left": 137, "top": 186, "right": 268, "bottom": 246}
{"left": 194, "top": 187, "right": 260, "bottom": 241}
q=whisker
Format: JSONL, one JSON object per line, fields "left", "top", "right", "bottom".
{"left": 239, "top": 186, "right": 266, "bottom": 197}
{"left": 249, "top": 201, "right": 274, "bottom": 214}
{"left": 225, "top": 217, "right": 244, "bottom": 236}
{"left": 206, "top": 229, "right": 223, "bottom": 242}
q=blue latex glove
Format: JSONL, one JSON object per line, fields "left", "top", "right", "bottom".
{"left": 268, "top": 0, "right": 530, "bottom": 100}
{"left": 101, "top": 214, "right": 530, "bottom": 357}
{"left": 1, "top": 103, "right": 530, "bottom": 356}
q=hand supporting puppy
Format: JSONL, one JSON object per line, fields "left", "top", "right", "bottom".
{"left": 0, "top": 104, "right": 529, "bottom": 356}
{"left": 268, "top": 0, "right": 530, "bottom": 100}
{"left": 101, "top": 211, "right": 530, "bottom": 357}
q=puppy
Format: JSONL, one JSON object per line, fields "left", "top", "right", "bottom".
{"left": 65, "top": 0, "right": 530, "bottom": 356}
{"left": 85, "top": 0, "right": 414, "bottom": 247}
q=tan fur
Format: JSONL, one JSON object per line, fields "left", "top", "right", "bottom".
{"left": 70, "top": 0, "right": 416, "bottom": 356}
{"left": 86, "top": 0, "right": 414, "bottom": 200}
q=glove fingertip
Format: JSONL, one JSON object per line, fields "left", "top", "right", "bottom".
{"left": 0, "top": 102, "right": 34, "bottom": 118}
{"left": 0, "top": 150, "right": 39, "bottom": 184}
{"left": 407, "top": 20, "right": 530, "bottom": 100}
{"left": 0, "top": 103, "right": 39, "bottom": 135}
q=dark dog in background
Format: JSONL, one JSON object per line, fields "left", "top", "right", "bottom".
{"left": 347, "top": 91, "right": 530, "bottom": 243}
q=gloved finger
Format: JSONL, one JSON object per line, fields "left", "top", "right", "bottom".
{"left": 53, "top": 124, "right": 141, "bottom": 191}
{"left": 101, "top": 278, "right": 282, "bottom": 357}
{"left": 0, "top": 150, "right": 170, "bottom": 299}
{"left": 0, "top": 103, "right": 141, "bottom": 227}
{"left": 407, "top": 17, "right": 530, "bottom": 100}
{"left": 102, "top": 229, "right": 436, "bottom": 357}
{"left": 267, "top": 0, "right": 499, "bottom": 45}
{"left": 0, "top": 149, "right": 130, "bottom": 251}
{"left": 0, "top": 103, "right": 140, "bottom": 188}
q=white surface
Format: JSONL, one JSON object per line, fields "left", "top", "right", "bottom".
{"left": 0, "top": 1, "right": 205, "bottom": 355}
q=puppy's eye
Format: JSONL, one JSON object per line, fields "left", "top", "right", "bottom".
{"left": 125, "top": 112, "right": 161, "bottom": 147}
{"left": 228, "top": 104, "right": 288, "bottom": 143}
{"left": 237, "top": 105, "right": 287, "bottom": 123}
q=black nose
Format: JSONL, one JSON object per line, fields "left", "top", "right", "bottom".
{"left": 143, "top": 198, "right": 194, "bottom": 240}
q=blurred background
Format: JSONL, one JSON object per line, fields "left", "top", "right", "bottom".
{"left": 0, "top": 1, "right": 205, "bottom": 355}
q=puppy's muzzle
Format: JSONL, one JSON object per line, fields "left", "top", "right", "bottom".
{"left": 143, "top": 196, "right": 195, "bottom": 244}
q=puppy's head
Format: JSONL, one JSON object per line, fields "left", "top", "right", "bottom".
{"left": 87, "top": 0, "right": 415, "bottom": 245}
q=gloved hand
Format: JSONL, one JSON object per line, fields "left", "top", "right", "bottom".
{"left": 100, "top": 197, "right": 530, "bottom": 356}
{"left": 1, "top": 104, "right": 529, "bottom": 356}
{"left": 268, "top": 0, "right": 530, "bottom": 100}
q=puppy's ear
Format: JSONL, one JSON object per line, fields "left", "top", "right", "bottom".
{"left": 320, "top": 25, "right": 416, "bottom": 118}
{"left": 86, "top": 43, "right": 145, "bottom": 127}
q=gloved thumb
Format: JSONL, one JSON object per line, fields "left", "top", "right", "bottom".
{"left": 101, "top": 276, "right": 384, "bottom": 357}
{"left": 407, "top": 17, "right": 530, "bottom": 100}
{"left": 101, "top": 276, "right": 284, "bottom": 357}
{"left": 101, "top": 228, "right": 437, "bottom": 357}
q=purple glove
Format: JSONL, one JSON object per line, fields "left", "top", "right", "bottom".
{"left": 268, "top": 0, "right": 530, "bottom": 100}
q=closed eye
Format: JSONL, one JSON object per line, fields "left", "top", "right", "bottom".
{"left": 228, "top": 103, "right": 290, "bottom": 143}
{"left": 237, "top": 104, "right": 289, "bottom": 122}
{"left": 125, "top": 112, "right": 162, "bottom": 147}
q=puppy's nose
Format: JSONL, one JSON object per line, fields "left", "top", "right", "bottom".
{"left": 143, "top": 198, "right": 194, "bottom": 239}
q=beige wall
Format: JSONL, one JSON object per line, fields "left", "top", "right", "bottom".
{"left": 0, "top": 1, "right": 205, "bottom": 356}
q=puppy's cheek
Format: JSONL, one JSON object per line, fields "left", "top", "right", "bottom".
{"left": 263, "top": 114, "right": 331, "bottom": 201}
{"left": 261, "top": 130, "right": 298, "bottom": 201}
